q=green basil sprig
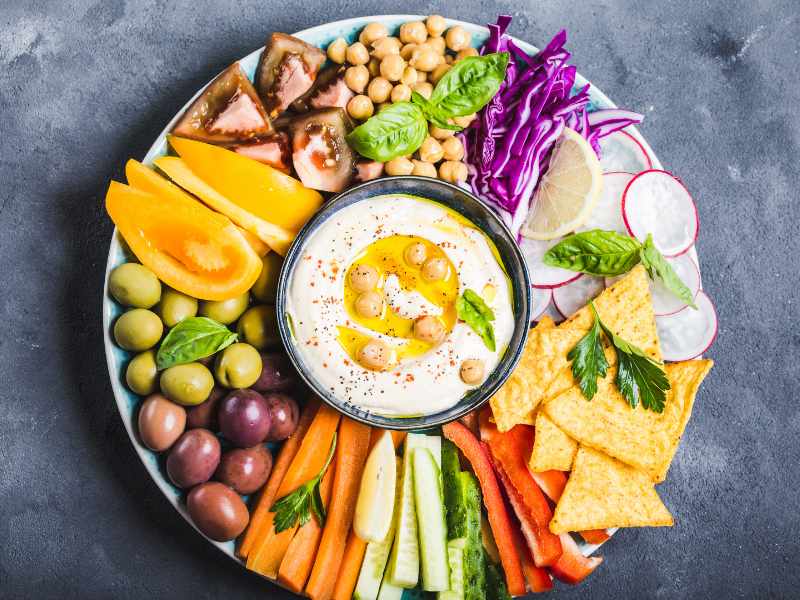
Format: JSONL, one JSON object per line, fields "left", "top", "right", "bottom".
{"left": 456, "top": 288, "right": 496, "bottom": 351}
{"left": 347, "top": 52, "right": 509, "bottom": 162}
{"left": 156, "top": 316, "right": 238, "bottom": 370}
{"left": 543, "top": 229, "right": 697, "bottom": 309}
{"left": 345, "top": 102, "right": 428, "bottom": 162}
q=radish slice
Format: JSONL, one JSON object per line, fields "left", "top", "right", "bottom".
{"left": 552, "top": 276, "right": 605, "bottom": 319}
{"left": 520, "top": 237, "right": 583, "bottom": 289}
{"left": 650, "top": 252, "right": 701, "bottom": 316}
{"left": 605, "top": 252, "right": 701, "bottom": 316}
{"left": 622, "top": 170, "right": 699, "bottom": 257}
{"left": 598, "top": 130, "right": 653, "bottom": 173}
{"left": 578, "top": 172, "right": 634, "bottom": 233}
{"left": 539, "top": 300, "right": 565, "bottom": 324}
{"left": 530, "top": 287, "right": 553, "bottom": 322}
{"left": 657, "top": 291, "right": 717, "bottom": 361}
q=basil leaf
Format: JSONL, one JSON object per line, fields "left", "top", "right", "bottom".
{"left": 430, "top": 53, "right": 509, "bottom": 118}
{"left": 543, "top": 230, "right": 643, "bottom": 276}
{"left": 345, "top": 101, "right": 427, "bottom": 162}
{"left": 639, "top": 234, "right": 698, "bottom": 309}
{"left": 567, "top": 310, "right": 609, "bottom": 400}
{"left": 411, "top": 92, "right": 463, "bottom": 131}
{"left": 156, "top": 316, "right": 237, "bottom": 370}
{"left": 457, "top": 288, "right": 496, "bottom": 351}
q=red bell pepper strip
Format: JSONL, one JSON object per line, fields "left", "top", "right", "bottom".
{"left": 482, "top": 422, "right": 563, "bottom": 567}
{"left": 442, "top": 422, "right": 527, "bottom": 597}
{"left": 510, "top": 517, "right": 553, "bottom": 593}
{"left": 528, "top": 468, "right": 567, "bottom": 504}
{"left": 579, "top": 529, "right": 611, "bottom": 545}
{"left": 549, "top": 533, "right": 603, "bottom": 585}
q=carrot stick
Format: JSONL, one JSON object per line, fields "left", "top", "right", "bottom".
{"left": 331, "top": 529, "right": 368, "bottom": 600}
{"left": 239, "top": 400, "right": 319, "bottom": 558}
{"left": 390, "top": 430, "right": 406, "bottom": 450}
{"left": 305, "top": 417, "right": 371, "bottom": 600}
{"left": 246, "top": 405, "right": 341, "bottom": 578}
{"left": 277, "top": 463, "right": 336, "bottom": 593}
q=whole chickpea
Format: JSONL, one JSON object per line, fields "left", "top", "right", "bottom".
{"left": 400, "top": 66, "right": 418, "bottom": 87}
{"left": 460, "top": 359, "right": 485, "bottom": 384}
{"left": 371, "top": 36, "right": 401, "bottom": 59}
{"left": 445, "top": 54, "right": 454, "bottom": 64}
{"left": 327, "top": 37, "right": 347, "bottom": 64}
{"left": 418, "top": 136, "right": 444, "bottom": 163}
{"left": 385, "top": 157, "right": 414, "bottom": 176}
{"left": 359, "top": 22, "right": 388, "bottom": 46}
{"left": 400, "top": 21, "right": 427, "bottom": 45}
{"left": 390, "top": 83, "right": 412, "bottom": 103}
{"left": 413, "top": 315, "right": 446, "bottom": 344}
{"left": 421, "top": 257, "right": 448, "bottom": 282}
{"left": 347, "top": 95, "right": 374, "bottom": 120}
{"left": 346, "top": 42, "right": 370, "bottom": 65}
{"left": 426, "top": 15, "right": 447, "bottom": 37}
{"left": 354, "top": 291, "right": 384, "bottom": 318}
{"left": 344, "top": 65, "right": 370, "bottom": 93}
{"left": 358, "top": 339, "right": 392, "bottom": 371}
{"left": 349, "top": 264, "right": 379, "bottom": 292}
{"left": 376, "top": 102, "right": 391, "bottom": 113}
{"left": 429, "top": 123, "right": 456, "bottom": 140}
{"left": 412, "top": 81, "right": 433, "bottom": 99}
{"left": 404, "top": 242, "right": 427, "bottom": 266}
{"left": 445, "top": 26, "right": 471, "bottom": 51}
{"left": 453, "top": 113, "right": 476, "bottom": 128}
{"left": 429, "top": 63, "right": 451, "bottom": 85}
{"left": 367, "top": 77, "right": 392, "bottom": 103}
{"left": 441, "top": 136, "right": 465, "bottom": 161}
{"left": 400, "top": 43, "right": 418, "bottom": 61}
{"left": 412, "top": 160, "right": 437, "bottom": 178}
{"left": 367, "top": 57, "right": 381, "bottom": 77}
{"left": 439, "top": 160, "right": 468, "bottom": 183}
{"left": 411, "top": 48, "right": 440, "bottom": 72}
{"left": 425, "top": 36, "right": 446, "bottom": 55}
{"left": 380, "top": 54, "right": 406, "bottom": 82}
{"left": 456, "top": 47, "right": 479, "bottom": 62}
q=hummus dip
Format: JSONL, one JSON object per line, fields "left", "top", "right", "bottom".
{"left": 285, "top": 194, "right": 514, "bottom": 416}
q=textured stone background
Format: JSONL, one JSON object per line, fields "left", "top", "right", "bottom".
{"left": 1, "top": 1, "right": 798, "bottom": 598}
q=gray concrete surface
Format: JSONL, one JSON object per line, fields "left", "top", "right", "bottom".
{"left": 1, "top": 1, "right": 798, "bottom": 598}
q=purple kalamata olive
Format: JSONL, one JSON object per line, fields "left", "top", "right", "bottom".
{"left": 218, "top": 389, "right": 271, "bottom": 448}
{"left": 215, "top": 445, "right": 273, "bottom": 494}
{"left": 251, "top": 352, "right": 297, "bottom": 393}
{"left": 187, "top": 482, "right": 249, "bottom": 542}
{"left": 138, "top": 394, "right": 186, "bottom": 452}
{"left": 264, "top": 393, "right": 300, "bottom": 442}
{"left": 186, "top": 387, "right": 225, "bottom": 431}
{"left": 166, "top": 429, "right": 221, "bottom": 489}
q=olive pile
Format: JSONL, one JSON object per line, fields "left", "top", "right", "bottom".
{"left": 108, "top": 255, "right": 302, "bottom": 542}
{"left": 327, "top": 16, "right": 473, "bottom": 183}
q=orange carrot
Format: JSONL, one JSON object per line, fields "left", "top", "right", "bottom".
{"left": 277, "top": 463, "right": 336, "bottom": 593}
{"left": 305, "top": 417, "right": 371, "bottom": 600}
{"left": 331, "top": 529, "right": 368, "bottom": 600}
{"left": 390, "top": 430, "right": 407, "bottom": 450}
{"left": 239, "top": 400, "right": 319, "bottom": 558}
{"left": 247, "top": 405, "right": 341, "bottom": 578}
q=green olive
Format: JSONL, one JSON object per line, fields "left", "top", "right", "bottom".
{"left": 199, "top": 293, "right": 250, "bottom": 325}
{"left": 160, "top": 362, "right": 215, "bottom": 406}
{"left": 108, "top": 263, "right": 162, "bottom": 308}
{"left": 114, "top": 309, "right": 164, "bottom": 351}
{"left": 237, "top": 305, "right": 280, "bottom": 350}
{"left": 214, "top": 343, "right": 263, "bottom": 389}
{"left": 250, "top": 252, "right": 283, "bottom": 303}
{"left": 125, "top": 350, "right": 158, "bottom": 395}
{"left": 157, "top": 288, "right": 199, "bottom": 328}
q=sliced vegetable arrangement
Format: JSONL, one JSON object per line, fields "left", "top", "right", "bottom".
{"left": 103, "top": 11, "right": 718, "bottom": 600}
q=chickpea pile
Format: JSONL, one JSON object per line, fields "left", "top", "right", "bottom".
{"left": 326, "top": 16, "right": 476, "bottom": 184}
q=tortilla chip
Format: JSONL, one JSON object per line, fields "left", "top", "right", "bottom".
{"left": 549, "top": 446, "right": 673, "bottom": 534}
{"left": 535, "top": 315, "right": 556, "bottom": 330}
{"left": 529, "top": 412, "right": 578, "bottom": 472}
{"left": 560, "top": 265, "right": 661, "bottom": 361}
{"left": 489, "top": 327, "right": 585, "bottom": 431}
{"left": 544, "top": 359, "right": 713, "bottom": 481}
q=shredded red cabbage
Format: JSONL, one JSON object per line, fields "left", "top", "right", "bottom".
{"left": 464, "top": 16, "right": 643, "bottom": 234}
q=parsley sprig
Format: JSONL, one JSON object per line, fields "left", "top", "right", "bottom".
{"left": 569, "top": 303, "right": 670, "bottom": 412}
{"left": 270, "top": 433, "right": 337, "bottom": 533}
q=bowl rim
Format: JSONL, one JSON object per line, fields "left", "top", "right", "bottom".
{"left": 275, "top": 175, "right": 532, "bottom": 430}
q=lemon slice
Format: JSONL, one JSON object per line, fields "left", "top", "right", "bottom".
{"left": 521, "top": 127, "right": 603, "bottom": 240}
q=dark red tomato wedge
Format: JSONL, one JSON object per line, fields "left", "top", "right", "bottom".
{"left": 257, "top": 33, "right": 325, "bottom": 116}
{"left": 289, "top": 108, "right": 355, "bottom": 193}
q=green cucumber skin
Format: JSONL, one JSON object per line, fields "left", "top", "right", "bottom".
{"left": 413, "top": 448, "right": 450, "bottom": 592}
{"left": 486, "top": 559, "right": 511, "bottom": 600}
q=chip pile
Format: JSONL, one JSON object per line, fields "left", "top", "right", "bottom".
{"left": 490, "top": 265, "right": 713, "bottom": 534}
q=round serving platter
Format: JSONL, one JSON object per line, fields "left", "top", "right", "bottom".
{"left": 102, "top": 13, "right": 702, "bottom": 592}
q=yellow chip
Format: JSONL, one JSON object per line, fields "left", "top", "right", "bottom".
{"left": 544, "top": 359, "right": 713, "bottom": 481}
{"left": 535, "top": 314, "right": 556, "bottom": 330}
{"left": 489, "top": 327, "right": 585, "bottom": 431}
{"left": 560, "top": 264, "right": 661, "bottom": 361}
{"left": 529, "top": 412, "right": 577, "bottom": 472}
{"left": 550, "top": 445, "right": 673, "bottom": 534}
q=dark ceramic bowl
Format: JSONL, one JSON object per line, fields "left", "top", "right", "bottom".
{"left": 276, "top": 176, "right": 531, "bottom": 430}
